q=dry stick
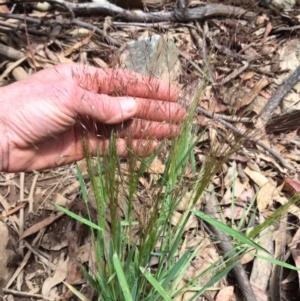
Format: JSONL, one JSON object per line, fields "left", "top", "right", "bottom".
{"left": 50, "top": 0, "right": 121, "bottom": 47}
{"left": 259, "top": 66, "right": 300, "bottom": 123}
{"left": 179, "top": 51, "right": 205, "bottom": 76}
{"left": 16, "top": 172, "right": 25, "bottom": 291}
{"left": 210, "top": 114, "right": 252, "bottom": 123}
{"left": 62, "top": 1, "right": 255, "bottom": 22}
{"left": 23, "top": 240, "right": 56, "bottom": 270}
{"left": 2, "top": 1, "right": 255, "bottom": 45}
{"left": 0, "top": 43, "right": 25, "bottom": 60}
{"left": 0, "top": 19, "right": 47, "bottom": 35}
{"left": 269, "top": 217, "right": 287, "bottom": 301}
{"left": 204, "top": 192, "right": 257, "bottom": 301}
{"left": 0, "top": 193, "right": 20, "bottom": 234}
{"left": 3, "top": 0, "right": 120, "bottom": 47}
{"left": 221, "top": 61, "right": 249, "bottom": 85}
{"left": 195, "top": 106, "right": 296, "bottom": 172}
{"left": 26, "top": 173, "right": 39, "bottom": 218}
{"left": 5, "top": 229, "right": 45, "bottom": 289}
{"left": 2, "top": 288, "right": 54, "bottom": 300}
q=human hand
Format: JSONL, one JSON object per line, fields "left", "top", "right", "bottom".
{"left": 0, "top": 64, "right": 186, "bottom": 172}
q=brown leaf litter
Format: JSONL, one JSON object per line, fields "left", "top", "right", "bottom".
{"left": 1, "top": 0, "right": 300, "bottom": 300}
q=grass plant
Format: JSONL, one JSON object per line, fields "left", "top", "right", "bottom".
{"left": 55, "top": 81, "right": 300, "bottom": 301}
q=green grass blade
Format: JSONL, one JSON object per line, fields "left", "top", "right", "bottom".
{"left": 140, "top": 267, "right": 173, "bottom": 301}
{"left": 248, "top": 194, "right": 300, "bottom": 239}
{"left": 186, "top": 261, "right": 237, "bottom": 301}
{"left": 113, "top": 253, "right": 134, "bottom": 301}
{"left": 192, "top": 209, "right": 269, "bottom": 254}
{"left": 251, "top": 252, "right": 300, "bottom": 271}
{"left": 162, "top": 249, "right": 191, "bottom": 288}
{"left": 82, "top": 267, "right": 99, "bottom": 292}
{"left": 53, "top": 203, "right": 102, "bottom": 231}
{"left": 63, "top": 281, "right": 91, "bottom": 301}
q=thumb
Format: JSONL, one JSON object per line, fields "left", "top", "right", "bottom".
{"left": 73, "top": 90, "right": 138, "bottom": 124}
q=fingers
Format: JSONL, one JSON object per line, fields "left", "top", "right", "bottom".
{"left": 135, "top": 98, "right": 186, "bottom": 124}
{"left": 93, "top": 120, "right": 180, "bottom": 140}
{"left": 15, "top": 139, "right": 159, "bottom": 172}
{"left": 88, "top": 138, "right": 158, "bottom": 158}
{"left": 69, "top": 90, "right": 138, "bottom": 124}
{"left": 59, "top": 64, "right": 179, "bottom": 102}
{"left": 70, "top": 89, "right": 186, "bottom": 125}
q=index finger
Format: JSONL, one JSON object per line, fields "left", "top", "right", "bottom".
{"left": 65, "top": 64, "right": 179, "bottom": 102}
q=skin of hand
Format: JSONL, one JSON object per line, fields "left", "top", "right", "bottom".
{"left": 0, "top": 64, "right": 186, "bottom": 172}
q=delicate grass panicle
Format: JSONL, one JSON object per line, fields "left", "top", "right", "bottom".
{"left": 58, "top": 61, "right": 300, "bottom": 301}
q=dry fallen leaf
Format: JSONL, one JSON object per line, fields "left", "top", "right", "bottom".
{"left": 18, "top": 211, "right": 65, "bottom": 242}
{"left": 244, "top": 167, "right": 269, "bottom": 187}
{"left": 250, "top": 218, "right": 273, "bottom": 291}
{"left": 257, "top": 181, "right": 276, "bottom": 212}
{"left": 42, "top": 252, "right": 68, "bottom": 297}
{"left": 215, "top": 285, "right": 235, "bottom": 301}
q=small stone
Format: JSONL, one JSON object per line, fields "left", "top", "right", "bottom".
{"left": 119, "top": 34, "right": 181, "bottom": 84}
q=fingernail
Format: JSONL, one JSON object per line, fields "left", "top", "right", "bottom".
{"left": 121, "top": 97, "right": 137, "bottom": 114}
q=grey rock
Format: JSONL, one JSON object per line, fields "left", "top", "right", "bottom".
{"left": 119, "top": 34, "right": 181, "bottom": 84}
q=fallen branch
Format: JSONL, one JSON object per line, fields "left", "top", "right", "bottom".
{"left": 4, "top": 0, "right": 256, "bottom": 23}
{"left": 204, "top": 192, "right": 257, "bottom": 301}
{"left": 259, "top": 65, "right": 300, "bottom": 123}
{"left": 195, "top": 106, "right": 296, "bottom": 172}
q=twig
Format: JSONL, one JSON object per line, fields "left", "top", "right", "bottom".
{"left": 208, "top": 37, "right": 249, "bottom": 60}
{"left": 5, "top": 229, "right": 45, "bottom": 289}
{"left": 23, "top": 3, "right": 37, "bottom": 72}
{"left": 5, "top": 1, "right": 255, "bottom": 22}
{"left": 0, "top": 202, "right": 27, "bottom": 218}
{"left": 50, "top": 0, "right": 121, "bottom": 47}
{"left": 259, "top": 66, "right": 300, "bottom": 123}
{"left": 0, "top": 193, "right": 20, "bottom": 233}
{"left": 195, "top": 106, "right": 296, "bottom": 172}
{"left": 269, "top": 217, "right": 286, "bottom": 301}
{"left": 17, "top": 172, "right": 25, "bottom": 291}
{"left": 221, "top": 61, "right": 249, "bottom": 85}
{"left": 179, "top": 51, "right": 205, "bottom": 76}
{"left": 3, "top": 0, "right": 121, "bottom": 47}
{"left": 25, "top": 173, "right": 39, "bottom": 218}
{"left": 2, "top": 288, "right": 54, "bottom": 300}
{"left": 209, "top": 114, "right": 252, "bottom": 123}
{"left": 23, "top": 240, "right": 56, "bottom": 270}
{"left": 204, "top": 192, "right": 257, "bottom": 301}
{"left": 0, "top": 43, "right": 25, "bottom": 60}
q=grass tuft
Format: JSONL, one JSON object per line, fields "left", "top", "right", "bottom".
{"left": 56, "top": 80, "right": 300, "bottom": 301}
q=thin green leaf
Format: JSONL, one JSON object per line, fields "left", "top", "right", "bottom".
{"left": 140, "top": 267, "right": 172, "bottom": 301}
{"left": 192, "top": 210, "right": 269, "bottom": 254}
{"left": 63, "top": 281, "right": 91, "bottom": 301}
{"left": 53, "top": 203, "right": 102, "bottom": 231}
{"left": 162, "top": 249, "right": 191, "bottom": 288}
{"left": 113, "top": 253, "right": 134, "bottom": 301}
{"left": 185, "top": 261, "right": 237, "bottom": 301}
{"left": 251, "top": 252, "right": 300, "bottom": 271}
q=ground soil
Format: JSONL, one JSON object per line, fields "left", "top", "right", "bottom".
{"left": 1, "top": 0, "right": 300, "bottom": 300}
